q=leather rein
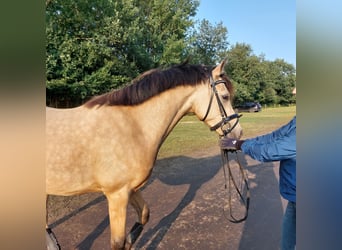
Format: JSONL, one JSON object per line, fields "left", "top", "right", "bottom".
{"left": 221, "top": 149, "right": 250, "bottom": 223}
{"left": 201, "top": 76, "right": 250, "bottom": 223}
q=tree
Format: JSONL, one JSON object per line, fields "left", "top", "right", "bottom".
{"left": 268, "top": 59, "right": 296, "bottom": 105}
{"left": 128, "top": 0, "right": 199, "bottom": 67}
{"left": 46, "top": 0, "right": 199, "bottom": 107}
{"left": 226, "top": 43, "right": 296, "bottom": 106}
{"left": 46, "top": 1, "right": 295, "bottom": 108}
{"left": 186, "top": 19, "right": 229, "bottom": 65}
{"left": 46, "top": 0, "right": 137, "bottom": 106}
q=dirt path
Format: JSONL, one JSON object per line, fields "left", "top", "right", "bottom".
{"left": 47, "top": 146, "right": 286, "bottom": 249}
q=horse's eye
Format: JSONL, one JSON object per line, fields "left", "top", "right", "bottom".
{"left": 222, "top": 94, "right": 229, "bottom": 100}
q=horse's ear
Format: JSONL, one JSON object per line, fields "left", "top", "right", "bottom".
{"left": 212, "top": 58, "right": 228, "bottom": 77}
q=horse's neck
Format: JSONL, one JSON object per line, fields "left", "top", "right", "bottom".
{"left": 134, "top": 86, "right": 194, "bottom": 149}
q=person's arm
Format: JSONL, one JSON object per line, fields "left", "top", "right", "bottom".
{"left": 248, "top": 116, "right": 296, "bottom": 144}
{"left": 220, "top": 117, "right": 296, "bottom": 161}
{"left": 241, "top": 132, "right": 296, "bottom": 162}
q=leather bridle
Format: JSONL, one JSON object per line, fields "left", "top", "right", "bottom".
{"left": 201, "top": 76, "right": 242, "bottom": 136}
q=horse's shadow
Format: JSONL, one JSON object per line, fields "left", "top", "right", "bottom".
{"left": 136, "top": 154, "right": 222, "bottom": 249}
{"left": 135, "top": 153, "right": 285, "bottom": 250}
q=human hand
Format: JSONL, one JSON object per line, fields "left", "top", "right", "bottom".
{"left": 220, "top": 138, "right": 244, "bottom": 151}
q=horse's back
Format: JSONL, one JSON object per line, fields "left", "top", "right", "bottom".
{"left": 46, "top": 107, "right": 88, "bottom": 148}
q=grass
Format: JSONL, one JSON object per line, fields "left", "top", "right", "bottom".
{"left": 157, "top": 106, "right": 296, "bottom": 159}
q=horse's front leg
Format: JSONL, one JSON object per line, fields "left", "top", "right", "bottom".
{"left": 126, "top": 190, "right": 150, "bottom": 247}
{"left": 105, "top": 189, "right": 130, "bottom": 250}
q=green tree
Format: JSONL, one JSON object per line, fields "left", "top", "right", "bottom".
{"left": 187, "top": 19, "right": 229, "bottom": 65}
{"left": 131, "top": 0, "right": 199, "bottom": 67}
{"left": 46, "top": 1, "right": 295, "bottom": 108}
{"left": 226, "top": 43, "right": 296, "bottom": 106}
{"left": 46, "top": 0, "right": 199, "bottom": 107}
{"left": 268, "top": 59, "right": 296, "bottom": 105}
{"left": 46, "top": 0, "right": 137, "bottom": 106}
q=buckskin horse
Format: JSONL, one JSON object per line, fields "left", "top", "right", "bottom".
{"left": 46, "top": 59, "right": 243, "bottom": 249}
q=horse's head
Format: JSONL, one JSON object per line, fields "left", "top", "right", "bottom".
{"left": 194, "top": 59, "right": 243, "bottom": 139}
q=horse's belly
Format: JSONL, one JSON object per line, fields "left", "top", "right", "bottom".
{"left": 46, "top": 141, "right": 99, "bottom": 195}
{"left": 46, "top": 161, "right": 99, "bottom": 195}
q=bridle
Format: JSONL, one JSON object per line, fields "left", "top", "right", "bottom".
{"left": 200, "top": 76, "right": 242, "bottom": 136}
{"left": 201, "top": 75, "right": 250, "bottom": 223}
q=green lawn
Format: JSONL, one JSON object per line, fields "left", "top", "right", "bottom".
{"left": 157, "top": 106, "right": 296, "bottom": 159}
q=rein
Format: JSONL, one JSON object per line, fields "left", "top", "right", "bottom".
{"left": 201, "top": 75, "right": 250, "bottom": 223}
{"left": 221, "top": 149, "right": 250, "bottom": 223}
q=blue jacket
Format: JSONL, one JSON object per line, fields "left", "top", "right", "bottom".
{"left": 241, "top": 116, "right": 296, "bottom": 202}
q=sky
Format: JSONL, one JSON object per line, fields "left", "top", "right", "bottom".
{"left": 195, "top": 0, "right": 296, "bottom": 67}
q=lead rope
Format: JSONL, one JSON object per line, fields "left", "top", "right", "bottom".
{"left": 221, "top": 149, "right": 250, "bottom": 223}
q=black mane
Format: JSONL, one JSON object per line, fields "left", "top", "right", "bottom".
{"left": 84, "top": 63, "right": 229, "bottom": 108}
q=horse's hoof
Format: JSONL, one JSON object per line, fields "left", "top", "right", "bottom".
{"left": 126, "top": 222, "right": 143, "bottom": 245}
{"left": 46, "top": 228, "right": 61, "bottom": 250}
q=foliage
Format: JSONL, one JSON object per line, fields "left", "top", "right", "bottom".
{"left": 186, "top": 19, "right": 229, "bottom": 65}
{"left": 226, "top": 43, "right": 296, "bottom": 106}
{"left": 46, "top": 0, "right": 199, "bottom": 107}
{"left": 46, "top": 0, "right": 296, "bottom": 108}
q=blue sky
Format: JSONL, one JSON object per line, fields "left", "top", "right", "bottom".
{"left": 195, "top": 0, "right": 296, "bottom": 67}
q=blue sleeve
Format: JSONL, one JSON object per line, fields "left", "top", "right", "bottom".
{"left": 241, "top": 117, "right": 296, "bottom": 162}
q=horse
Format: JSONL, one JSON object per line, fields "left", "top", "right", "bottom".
{"left": 46, "top": 59, "right": 243, "bottom": 249}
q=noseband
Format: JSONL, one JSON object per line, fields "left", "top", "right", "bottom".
{"left": 201, "top": 76, "right": 242, "bottom": 136}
